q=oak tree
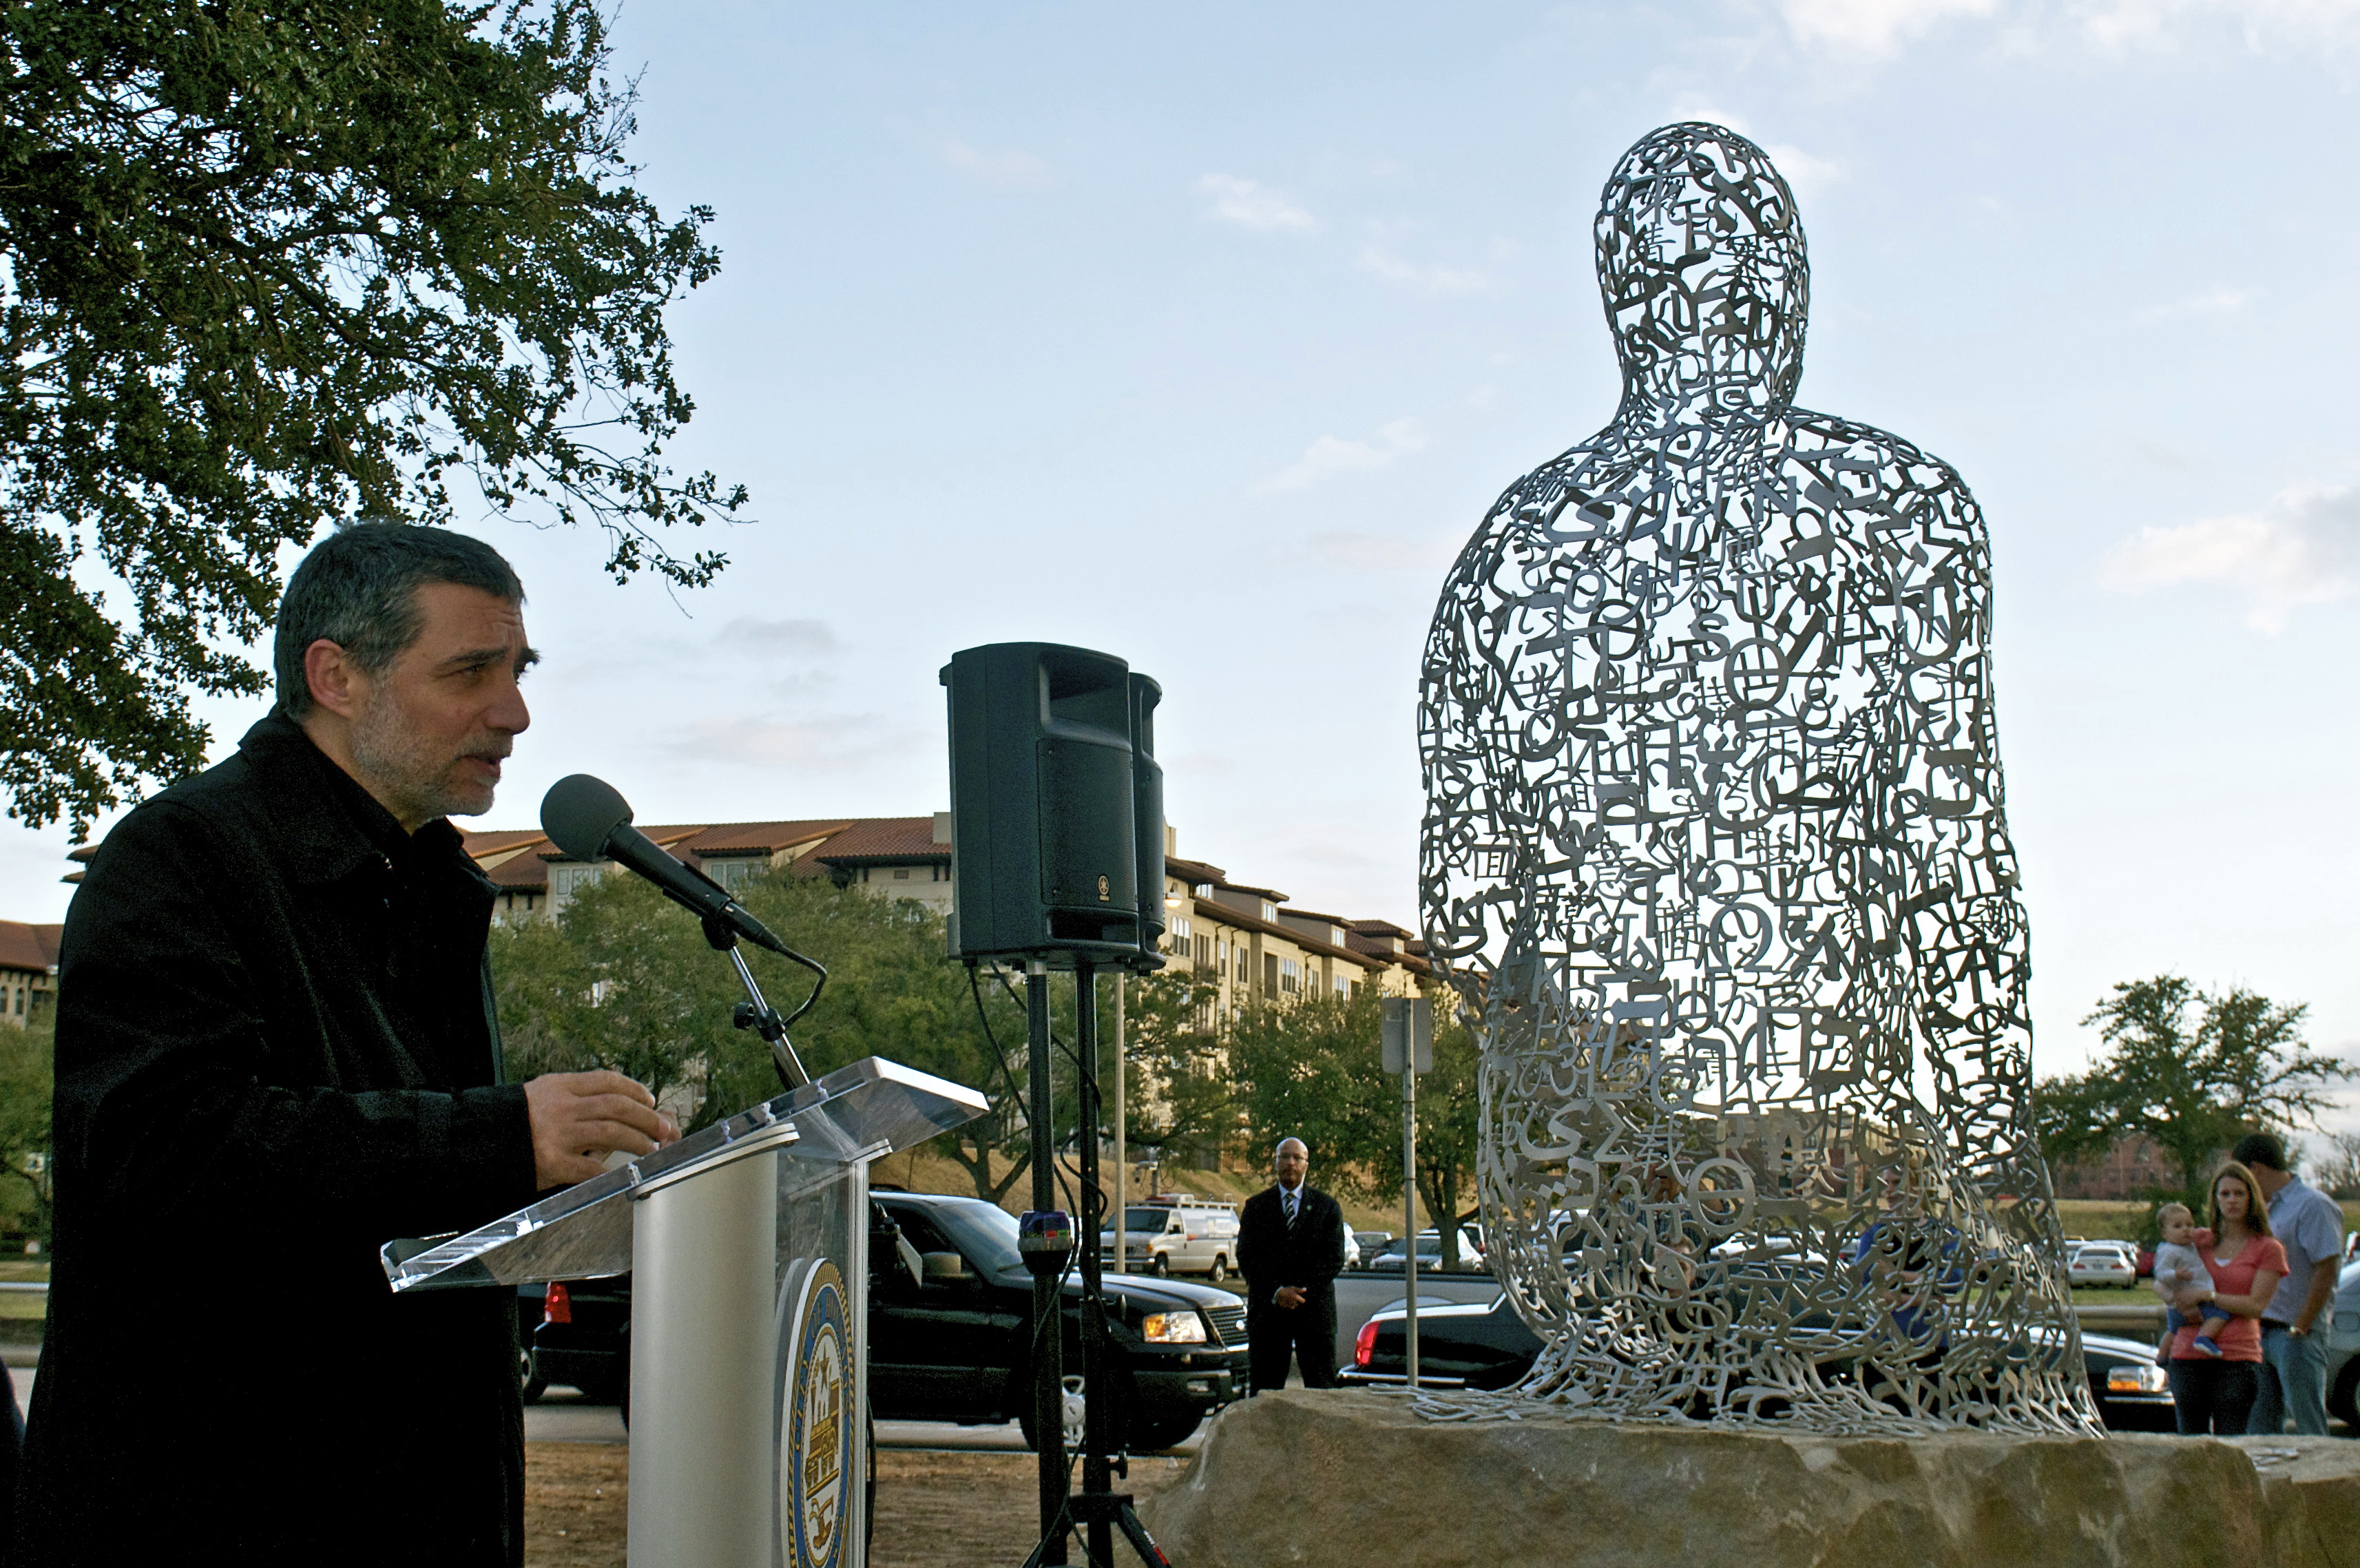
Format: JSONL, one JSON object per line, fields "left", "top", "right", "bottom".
{"left": 1, "top": 0, "right": 744, "bottom": 833}
{"left": 2036, "top": 976, "right": 2348, "bottom": 1212}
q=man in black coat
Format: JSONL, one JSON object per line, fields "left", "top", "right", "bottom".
{"left": 1235, "top": 1137, "right": 1346, "bottom": 1392}
{"left": 17, "top": 524, "right": 677, "bottom": 1566}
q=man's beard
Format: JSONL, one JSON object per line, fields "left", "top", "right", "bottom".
{"left": 348, "top": 689, "right": 504, "bottom": 827}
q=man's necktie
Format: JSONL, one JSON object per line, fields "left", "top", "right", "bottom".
{"left": 1284, "top": 1191, "right": 1298, "bottom": 1226}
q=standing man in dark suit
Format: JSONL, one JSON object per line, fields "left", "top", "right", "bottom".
{"left": 1237, "top": 1136, "right": 1346, "bottom": 1392}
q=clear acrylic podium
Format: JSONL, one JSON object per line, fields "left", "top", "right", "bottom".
{"left": 385, "top": 1057, "right": 990, "bottom": 1568}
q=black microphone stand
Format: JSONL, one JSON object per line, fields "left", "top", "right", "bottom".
{"left": 699, "top": 908, "right": 824, "bottom": 1091}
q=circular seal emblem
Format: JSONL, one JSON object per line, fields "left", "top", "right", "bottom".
{"left": 782, "top": 1262, "right": 855, "bottom": 1568}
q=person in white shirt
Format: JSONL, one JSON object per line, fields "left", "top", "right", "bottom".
{"left": 2232, "top": 1132, "right": 2346, "bottom": 1435}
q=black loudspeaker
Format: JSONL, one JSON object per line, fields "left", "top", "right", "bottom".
{"left": 1128, "top": 672, "right": 1166, "bottom": 958}
{"left": 941, "top": 643, "right": 1167, "bottom": 970}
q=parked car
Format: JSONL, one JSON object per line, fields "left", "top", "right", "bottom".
{"left": 1097, "top": 1198, "right": 1242, "bottom": 1282}
{"left": 1365, "top": 1229, "right": 1487, "bottom": 1273}
{"left": 1339, "top": 1291, "right": 2176, "bottom": 1430}
{"left": 536, "top": 1189, "right": 1251, "bottom": 1452}
{"left": 2067, "top": 1243, "right": 2138, "bottom": 1290}
{"left": 1349, "top": 1231, "right": 1395, "bottom": 1271}
{"left": 2324, "top": 1258, "right": 2360, "bottom": 1425}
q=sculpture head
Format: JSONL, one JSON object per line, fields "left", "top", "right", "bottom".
{"left": 1594, "top": 123, "right": 1808, "bottom": 418}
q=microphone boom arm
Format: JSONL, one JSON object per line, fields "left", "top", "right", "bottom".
{"left": 698, "top": 907, "right": 824, "bottom": 1091}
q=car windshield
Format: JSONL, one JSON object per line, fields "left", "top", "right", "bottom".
{"left": 1111, "top": 1207, "right": 1169, "bottom": 1233}
{"left": 927, "top": 1198, "right": 1025, "bottom": 1274}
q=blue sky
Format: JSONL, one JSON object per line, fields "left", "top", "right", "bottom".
{"left": 10, "top": 0, "right": 2360, "bottom": 1122}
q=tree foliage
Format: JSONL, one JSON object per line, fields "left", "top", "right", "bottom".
{"left": 490, "top": 869, "right": 1036, "bottom": 1200}
{"left": 1228, "top": 987, "right": 1483, "bottom": 1268}
{"left": 2310, "top": 1130, "right": 2360, "bottom": 1202}
{"left": 2036, "top": 976, "right": 2350, "bottom": 1211}
{"left": 1112, "top": 969, "right": 1240, "bottom": 1163}
{"left": 0, "top": 1021, "right": 53, "bottom": 1242}
{"left": 1, "top": 0, "right": 745, "bottom": 833}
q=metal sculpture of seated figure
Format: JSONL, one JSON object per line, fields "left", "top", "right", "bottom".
{"left": 1418, "top": 123, "right": 2097, "bottom": 1434}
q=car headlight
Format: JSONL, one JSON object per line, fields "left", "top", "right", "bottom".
{"left": 1139, "top": 1311, "right": 1207, "bottom": 1344}
{"left": 2107, "top": 1363, "right": 2169, "bottom": 1395}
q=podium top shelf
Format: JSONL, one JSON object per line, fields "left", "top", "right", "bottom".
{"left": 383, "top": 1056, "right": 990, "bottom": 1292}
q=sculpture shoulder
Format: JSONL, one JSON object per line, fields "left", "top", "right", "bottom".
{"left": 1775, "top": 408, "right": 1985, "bottom": 525}
{"left": 1438, "top": 433, "right": 1641, "bottom": 589}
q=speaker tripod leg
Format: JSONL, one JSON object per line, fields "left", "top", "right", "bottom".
{"left": 1114, "top": 1499, "right": 1171, "bottom": 1568}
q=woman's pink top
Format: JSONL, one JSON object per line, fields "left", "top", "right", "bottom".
{"left": 2168, "top": 1235, "right": 2288, "bottom": 1362}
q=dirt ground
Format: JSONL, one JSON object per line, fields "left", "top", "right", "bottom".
{"left": 524, "top": 1443, "right": 1194, "bottom": 1568}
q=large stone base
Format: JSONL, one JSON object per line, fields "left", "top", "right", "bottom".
{"left": 1138, "top": 1390, "right": 2360, "bottom": 1567}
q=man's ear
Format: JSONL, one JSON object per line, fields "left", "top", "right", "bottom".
{"left": 303, "top": 639, "right": 367, "bottom": 721}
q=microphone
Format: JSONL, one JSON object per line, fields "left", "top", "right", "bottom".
{"left": 540, "top": 773, "right": 791, "bottom": 957}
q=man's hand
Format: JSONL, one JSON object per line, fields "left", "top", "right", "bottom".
{"left": 525, "top": 1069, "right": 679, "bottom": 1189}
{"left": 1274, "top": 1285, "right": 1306, "bottom": 1310}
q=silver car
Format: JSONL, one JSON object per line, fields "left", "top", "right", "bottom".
{"left": 2067, "top": 1242, "right": 2138, "bottom": 1290}
{"left": 2324, "top": 1259, "right": 2360, "bottom": 1424}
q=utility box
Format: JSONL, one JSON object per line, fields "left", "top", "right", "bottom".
{"left": 941, "top": 642, "right": 1165, "bottom": 971}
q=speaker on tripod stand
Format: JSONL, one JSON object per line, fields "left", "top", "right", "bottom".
{"left": 941, "top": 642, "right": 1172, "bottom": 1568}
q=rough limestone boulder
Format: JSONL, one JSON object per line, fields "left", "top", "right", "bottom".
{"left": 1138, "top": 1391, "right": 2360, "bottom": 1568}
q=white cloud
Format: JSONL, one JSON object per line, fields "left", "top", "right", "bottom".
{"left": 941, "top": 140, "right": 1054, "bottom": 189}
{"left": 1310, "top": 531, "right": 1462, "bottom": 572}
{"left": 1195, "top": 174, "right": 1317, "bottom": 234}
{"left": 1256, "top": 419, "right": 1425, "bottom": 493}
{"left": 1779, "top": 0, "right": 2001, "bottom": 54}
{"left": 2098, "top": 485, "right": 2360, "bottom": 632}
{"left": 2141, "top": 286, "right": 2257, "bottom": 320}
{"left": 719, "top": 616, "right": 838, "bottom": 656}
{"left": 1355, "top": 247, "right": 1492, "bottom": 295}
{"left": 2065, "top": 0, "right": 2360, "bottom": 52}
{"left": 672, "top": 713, "right": 917, "bottom": 772}
{"left": 1763, "top": 143, "right": 1844, "bottom": 192}
{"left": 1771, "top": 0, "right": 2360, "bottom": 59}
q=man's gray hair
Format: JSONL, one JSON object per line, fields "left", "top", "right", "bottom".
{"left": 274, "top": 521, "right": 525, "bottom": 719}
{"left": 1275, "top": 1138, "right": 1308, "bottom": 1156}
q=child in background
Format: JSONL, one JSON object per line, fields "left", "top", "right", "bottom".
{"left": 2151, "top": 1202, "right": 2230, "bottom": 1360}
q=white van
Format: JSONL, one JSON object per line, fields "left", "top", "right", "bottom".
{"left": 1101, "top": 1198, "right": 1243, "bottom": 1282}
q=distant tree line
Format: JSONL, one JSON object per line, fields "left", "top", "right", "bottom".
{"left": 490, "top": 866, "right": 1482, "bottom": 1257}
{"left": 2035, "top": 975, "right": 2352, "bottom": 1223}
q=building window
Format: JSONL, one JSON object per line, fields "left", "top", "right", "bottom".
{"left": 1195, "top": 934, "right": 1211, "bottom": 968}
{"left": 1280, "top": 959, "right": 1299, "bottom": 994}
{"left": 892, "top": 867, "right": 910, "bottom": 880}
{"left": 711, "top": 857, "right": 762, "bottom": 892}
{"left": 1263, "top": 953, "right": 1278, "bottom": 992}
{"left": 554, "top": 864, "right": 603, "bottom": 897}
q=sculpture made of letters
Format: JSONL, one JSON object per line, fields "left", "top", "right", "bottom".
{"left": 1419, "top": 123, "right": 2096, "bottom": 1434}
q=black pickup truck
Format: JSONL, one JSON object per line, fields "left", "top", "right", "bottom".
{"left": 532, "top": 1189, "right": 1249, "bottom": 1452}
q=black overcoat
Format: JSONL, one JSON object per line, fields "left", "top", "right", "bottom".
{"left": 17, "top": 713, "right": 539, "bottom": 1566}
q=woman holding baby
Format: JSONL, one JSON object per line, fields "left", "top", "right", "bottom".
{"left": 2163, "top": 1161, "right": 2289, "bottom": 1435}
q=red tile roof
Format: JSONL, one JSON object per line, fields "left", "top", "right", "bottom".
{"left": 805, "top": 817, "right": 945, "bottom": 864}
{"left": 1189, "top": 897, "right": 1380, "bottom": 971}
{"left": 0, "top": 922, "right": 63, "bottom": 974}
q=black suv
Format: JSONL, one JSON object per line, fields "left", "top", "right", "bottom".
{"left": 531, "top": 1189, "right": 1250, "bottom": 1452}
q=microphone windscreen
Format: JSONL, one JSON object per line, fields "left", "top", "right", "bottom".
{"left": 541, "top": 773, "right": 634, "bottom": 861}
